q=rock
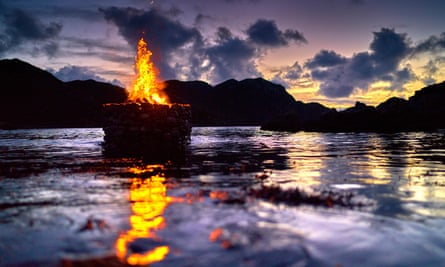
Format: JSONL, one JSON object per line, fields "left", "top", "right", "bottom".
{"left": 102, "top": 103, "right": 192, "bottom": 159}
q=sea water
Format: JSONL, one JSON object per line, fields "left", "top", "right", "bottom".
{"left": 1, "top": 127, "right": 445, "bottom": 266}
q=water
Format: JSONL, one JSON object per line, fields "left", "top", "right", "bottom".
{"left": 1, "top": 127, "right": 445, "bottom": 266}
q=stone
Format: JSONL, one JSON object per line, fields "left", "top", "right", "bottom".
{"left": 102, "top": 102, "right": 192, "bottom": 160}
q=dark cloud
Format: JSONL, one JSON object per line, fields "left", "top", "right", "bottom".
{"left": 100, "top": 6, "right": 204, "bottom": 79}
{"left": 370, "top": 28, "right": 410, "bottom": 74}
{"left": 348, "top": 52, "right": 374, "bottom": 80}
{"left": 283, "top": 62, "right": 303, "bottom": 80}
{"left": 305, "top": 50, "right": 347, "bottom": 68}
{"left": 413, "top": 32, "right": 445, "bottom": 54}
{"left": 247, "top": 19, "right": 306, "bottom": 47}
{"left": 5, "top": 9, "right": 62, "bottom": 39}
{"left": 307, "top": 28, "right": 414, "bottom": 98}
{"left": 0, "top": 7, "right": 62, "bottom": 56}
{"left": 283, "top": 29, "right": 307, "bottom": 44}
{"left": 271, "top": 61, "right": 303, "bottom": 87}
{"left": 206, "top": 31, "right": 258, "bottom": 82}
{"left": 100, "top": 6, "right": 203, "bottom": 53}
{"left": 100, "top": 6, "right": 300, "bottom": 83}
{"left": 42, "top": 42, "right": 59, "bottom": 57}
{"left": 321, "top": 83, "right": 355, "bottom": 98}
{"left": 49, "top": 65, "right": 123, "bottom": 86}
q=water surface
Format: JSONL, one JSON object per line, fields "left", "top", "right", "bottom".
{"left": 1, "top": 127, "right": 445, "bottom": 266}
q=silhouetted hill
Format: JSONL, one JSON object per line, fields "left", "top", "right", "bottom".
{"left": 3, "top": 58, "right": 323, "bottom": 128}
{"left": 0, "top": 58, "right": 126, "bottom": 128}
{"left": 262, "top": 81, "right": 445, "bottom": 132}
{"left": 7, "top": 58, "right": 441, "bottom": 132}
{"left": 164, "top": 80, "right": 215, "bottom": 125}
{"left": 165, "top": 78, "right": 331, "bottom": 126}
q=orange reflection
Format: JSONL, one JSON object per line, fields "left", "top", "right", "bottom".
{"left": 209, "top": 227, "right": 224, "bottom": 242}
{"left": 210, "top": 191, "right": 229, "bottom": 201}
{"left": 115, "top": 164, "right": 173, "bottom": 265}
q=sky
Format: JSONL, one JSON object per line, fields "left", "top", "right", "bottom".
{"left": 1, "top": 0, "right": 445, "bottom": 108}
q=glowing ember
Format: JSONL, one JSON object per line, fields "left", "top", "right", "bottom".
{"left": 128, "top": 38, "right": 169, "bottom": 104}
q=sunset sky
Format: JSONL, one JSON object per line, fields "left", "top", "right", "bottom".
{"left": 1, "top": 0, "right": 445, "bottom": 108}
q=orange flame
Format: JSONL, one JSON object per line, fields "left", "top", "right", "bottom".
{"left": 128, "top": 38, "right": 169, "bottom": 104}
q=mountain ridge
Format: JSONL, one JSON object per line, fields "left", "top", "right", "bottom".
{"left": 1, "top": 58, "right": 443, "bottom": 131}
{"left": 0, "top": 58, "right": 127, "bottom": 128}
{"left": 262, "top": 81, "right": 445, "bottom": 132}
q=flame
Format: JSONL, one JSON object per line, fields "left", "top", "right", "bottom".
{"left": 115, "top": 164, "right": 172, "bottom": 265}
{"left": 128, "top": 38, "right": 169, "bottom": 104}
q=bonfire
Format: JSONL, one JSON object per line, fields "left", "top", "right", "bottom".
{"left": 128, "top": 38, "right": 169, "bottom": 104}
{"left": 102, "top": 38, "right": 192, "bottom": 157}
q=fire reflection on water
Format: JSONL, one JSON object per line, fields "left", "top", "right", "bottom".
{"left": 115, "top": 164, "right": 174, "bottom": 265}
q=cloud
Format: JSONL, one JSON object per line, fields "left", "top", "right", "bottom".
{"left": 49, "top": 65, "right": 124, "bottom": 87}
{"left": 247, "top": 19, "right": 307, "bottom": 47}
{"left": 41, "top": 42, "right": 59, "bottom": 57}
{"left": 305, "top": 50, "right": 347, "bottom": 68}
{"left": 100, "top": 6, "right": 204, "bottom": 79}
{"left": 194, "top": 13, "right": 213, "bottom": 26}
{"left": 0, "top": 7, "right": 62, "bottom": 56}
{"left": 307, "top": 28, "right": 414, "bottom": 98}
{"left": 369, "top": 28, "right": 410, "bottom": 74}
{"left": 101, "top": 6, "right": 304, "bottom": 84}
{"left": 413, "top": 32, "right": 445, "bottom": 54}
{"left": 419, "top": 57, "right": 445, "bottom": 85}
{"left": 215, "top": 27, "right": 233, "bottom": 42}
{"left": 206, "top": 29, "right": 259, "bottom": 82}
{"left": 100, "top": 7, "right": 201, "bottom": 51}
{"left": 271, "top": 61, "right": 303, "bottom": 87}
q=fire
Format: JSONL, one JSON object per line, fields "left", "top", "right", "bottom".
{"left": 128, "top": 38, "right": 169, "bottom": 104}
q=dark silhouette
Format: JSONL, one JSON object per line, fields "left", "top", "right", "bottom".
{"left": 165, "top": 78, "right": 317, "bottom": 125}
{"left": 262, "top": 81, "right": 445, "bottom": 132}
{"left": 1, "top": 58, "right": 444, "bottom": 131}
{"left": 0, "top": 58, "right": 126, "bottom": 128}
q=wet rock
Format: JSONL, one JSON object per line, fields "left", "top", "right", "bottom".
{"left": 77, "top": 217, "right": 110, "bottom": 232}
{"left": 248, "top": 185, "right": 373, "bottom": 208}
